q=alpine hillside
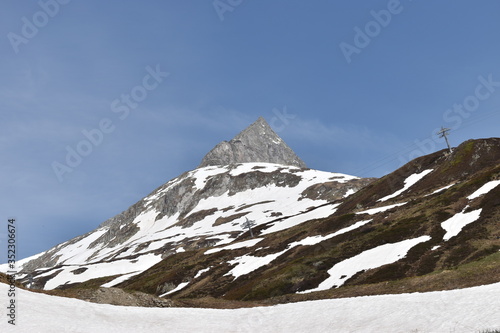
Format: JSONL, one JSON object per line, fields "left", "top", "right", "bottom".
{"left": 1, "top": 121, "right": 498, "bottom": 308}
{"left": 115, "top": 138, "right": 500, "bottom": 304}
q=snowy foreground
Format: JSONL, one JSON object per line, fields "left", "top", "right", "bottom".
{"left": 2, "top": 282, "right": 499, "bottom": 333}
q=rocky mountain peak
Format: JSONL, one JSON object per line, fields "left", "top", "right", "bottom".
{"left": 198, "top": 117, "right": 307, "bottom": 168}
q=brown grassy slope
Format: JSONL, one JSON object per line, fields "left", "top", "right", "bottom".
{"left": 0, "top": 272, "right": 10, "bottom": 284}
{"left": 0, "top": 272, "right": 25, "bottom": 288}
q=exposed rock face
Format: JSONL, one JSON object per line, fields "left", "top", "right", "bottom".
{"left": 198, "top": 117, "right": 307, "bottom": 168}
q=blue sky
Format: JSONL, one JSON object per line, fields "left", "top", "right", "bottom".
{"left": 1, "top": 0, "right": 499, "bottom": 260}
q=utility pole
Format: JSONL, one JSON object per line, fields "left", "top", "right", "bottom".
{"left": 437, "top": 127, "right": 452, "bottom": 153}
{"left": 241, "top": 217, "right": 256, "bottom": 238}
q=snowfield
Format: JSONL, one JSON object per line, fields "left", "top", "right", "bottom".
{"left": 1, "top": 282, "right": 499, "bottom": 333}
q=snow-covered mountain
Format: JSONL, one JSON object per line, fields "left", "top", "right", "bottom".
{"left": 2, "top": 118, "right": 498, "bottom": 308}
{"left": 5, "top": 117, "right": 372, "bottom": 290}
{"left": 15, "top": 163, "right": 368, "bottom": 290}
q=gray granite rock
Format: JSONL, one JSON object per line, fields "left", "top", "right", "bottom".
{"left": 198, "top": 117, "right": 307, "bottom": 168}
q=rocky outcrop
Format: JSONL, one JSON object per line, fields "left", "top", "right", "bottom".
{"left": 60, "top": 287, "right": 174, "bottom": 307}
{"left": 198, "top": 117, "right": 307, "bottom": 168}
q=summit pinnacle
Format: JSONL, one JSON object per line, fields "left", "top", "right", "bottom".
{"left": 198, "top": 117, "right": 307, "bottom": 168}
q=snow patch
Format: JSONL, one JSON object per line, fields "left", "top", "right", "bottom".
{"left": 356, "top": 202, "right": 407, "bottom": 215}
{"left": 101, "top": 271, "right": 143, "bottom": 288}
{"left": 262, "top": 204, "right": 340, "bottom": 235}
{"left": 205, "top": 238, "right": 264, "bottom": 255}
{"left": 343, "top": 188, "right": 356, "bottom": 198}
{"left": 191, "top": 166, "right": 228, "bottom": 190}
{"left": 225, "top": 249, "right": 288, "bottom": 279}
{"left": 194, "top": 267, "right": 211, "bottom": 279}
{"left": 288, "top": 220, "right": 371, "bottom": 248}
{"left": 467, "top": 180, "right": 500, "bottom": 200}
{"left": 426, "top": 183, "right": 455, "bottom": 196}
{"left": 441, "top": 209, "right": 482, "bottom": 241}
{"left": 378, "top": 169, "right": 433, "bottom": 202}
{"left": 159, "top": 282, "right": 190, "bottom": 297}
